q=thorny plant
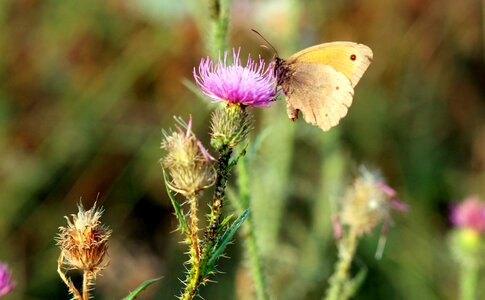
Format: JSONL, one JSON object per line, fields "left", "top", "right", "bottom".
{"left": 50, "top": 1, "right": 414, "bottom": 300}
{"left": 160, "top": 47, "right": 276, "bottom": 300}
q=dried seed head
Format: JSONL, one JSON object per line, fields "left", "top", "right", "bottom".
{"left": 339, "top": 167, "right": 405, "bottom": 237}
{"left": 161, "top": 116, "right": 216, "bottom": 196}
{"left": 56, "top": 202, "right": 111, "bottom": 274}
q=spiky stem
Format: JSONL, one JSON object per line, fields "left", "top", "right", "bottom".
{"left": 57, "top": 254, "right": 83, "bottom": 300}
{"left": 207, "top": 145, "right": 233, "bottom": 240}
{"left": 325, "top": 227, "right": 359, "bottom": 300}
{"left": 181, "top": 147, "right": 233, "bottom": 300}
{"left": 181, "top": 194, "right": 202, "bottom": 300}
{"left": 189, "top": 194, "right": 201, "bottom": 269}
{"left": 82, "top": 270, "right": 90, "bottom": 300}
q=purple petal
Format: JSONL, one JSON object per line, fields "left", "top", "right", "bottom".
{"left": 0, "top": 263, "right": 14, "bottom": 297}
{"left": 193, "top": 48, "right": 277, "bottom": 107}
{"left": 450, "top": 196, "right": 485, "bottom": 232}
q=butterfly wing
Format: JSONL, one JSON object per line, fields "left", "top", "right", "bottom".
{"left": 287, "top": 42, "right": 373, "bottom": 87}
{"left": 284, "top": 62, "right": 354, "bottom": 131}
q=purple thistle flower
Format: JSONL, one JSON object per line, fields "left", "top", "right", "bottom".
{"left": 451, "top": 195, "right": 485, "bottom": 233}
{"left": 0, "top": 262, "right": 14, "bottom": 297}
{"left": 193, "top": 48, "right": 277, "bottom": 107}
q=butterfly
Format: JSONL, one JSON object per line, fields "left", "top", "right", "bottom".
{"left": 274, "top": 42, "right": 373, "bottom": 131}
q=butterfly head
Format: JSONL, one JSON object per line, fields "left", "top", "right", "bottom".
{"left": 273, "top": 56, "right": 292, "bottom": 90}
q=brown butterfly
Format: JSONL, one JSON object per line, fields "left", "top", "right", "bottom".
{"left": 274, "top": 42, "right": 373, "bottom": 131}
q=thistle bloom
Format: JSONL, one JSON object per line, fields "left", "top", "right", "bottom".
{"left": 0, "top": 263, "right": 14, "bottom": 297}
{"left": 451, "top": 195, "right": 485, "bottom": 233}
{"left": 193, "top": 48, "right": 277, "bottom": 107}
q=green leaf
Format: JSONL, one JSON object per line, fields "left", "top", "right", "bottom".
{"left": 219, "top": 214, "right": 233, "bottom": 228}
{"left": 122, "top": 277, "right": 162, "bottom": 300}
{"left": 206, "top": 208, "right": 249, "bottom": 271}
{"left": 162, "top": 168, "right": 189, "bottom": 234}
{"left": 228, "top": 144, "right": 248, "bottom": 169}
{"left": 341, "top": 265, "right": 368, "bottom": 300}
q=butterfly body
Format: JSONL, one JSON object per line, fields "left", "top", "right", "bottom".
{"left": 274, "top": 42, "right": 373, "bottom": 131}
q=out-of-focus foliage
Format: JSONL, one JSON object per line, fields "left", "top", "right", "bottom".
{"left": 0, "top": 0, "right": 484, "bottom": 299}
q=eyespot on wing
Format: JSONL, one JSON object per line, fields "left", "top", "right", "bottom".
{"left": 287, "top": 42, "right": 373, "bottom": 87}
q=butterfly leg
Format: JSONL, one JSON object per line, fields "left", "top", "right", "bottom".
{"left": 286, "top": 102, "right": 299, "bottom": 122}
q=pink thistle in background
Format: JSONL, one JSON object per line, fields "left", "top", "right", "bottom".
{"left": 0, "top": 262, "right": 14, "bottom": 297}
{"left": 193, "top": 48, "right": 277, "bottom": 107}
{"left": 451, "top": 195, "right": 485, "bottom": 233}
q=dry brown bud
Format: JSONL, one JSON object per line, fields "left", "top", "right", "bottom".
{"left": 57, "top": 202, "right": 111, "bottom": 274}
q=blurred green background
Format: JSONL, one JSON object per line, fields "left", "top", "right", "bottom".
{"left": 1, "top": 0, "right": 484, "bottom": 299}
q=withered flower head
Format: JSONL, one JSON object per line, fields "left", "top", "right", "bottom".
{"left": 56, "top": 202, "right": 111, "bottom": 274}
{"left": 340, "top": 167, "right": 406, "bottom": 237}
{"left": 161, "top": 116, "right": 216, "bottom": 196}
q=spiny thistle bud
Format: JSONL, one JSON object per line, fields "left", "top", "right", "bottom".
{"left": 210, "top": 104, "right": 253, "bottom": 151}
{"left": 161, "top": 116, "right": 216, "bottom": 196}
{"left": 56, "top": 202, "right": 111, "bottom": 274}
{"left": 339, "top": 167, "right": 406, "bottom": 237}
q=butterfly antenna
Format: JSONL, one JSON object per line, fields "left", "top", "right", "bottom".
{"left": 251, "top": 29, "right": 279, "bottom": 57}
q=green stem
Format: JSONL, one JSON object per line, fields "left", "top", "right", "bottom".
{"left": 325, "top": 227, "right": 358, "bottom": 300}
{"left": 208, "top": 0, "right": 229, "bottom": 57}
{"left": 181, "top": 279, "right": 198, "bottom": 300}
{"left": 245, "top": 212, "right": 269, "bottom": 300}
{"left": 237, "top": 157, "right": 269, "bottom": 300}
{"left": 460, "top": 263, "right": 479, "bottom": 300}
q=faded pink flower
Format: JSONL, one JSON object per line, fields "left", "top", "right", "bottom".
{"left": 0, "top": 262, "right": 14, "bottom": 297}
{"left": 161, "top": 116, "right": 216, "bottom": 196}
{"left": 451, "top": 195, "right": 485, "bottom": 233}
{"left": 338, "top": 167, "right": 407, "bottom": 237}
